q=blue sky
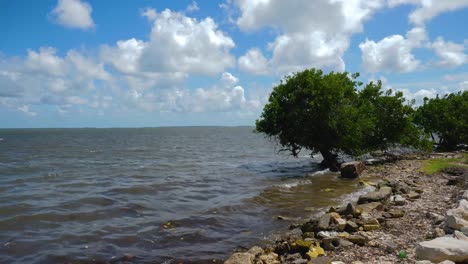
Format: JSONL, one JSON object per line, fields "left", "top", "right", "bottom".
{"left": 0, "top": 0, "right": 467, "bottom": 128}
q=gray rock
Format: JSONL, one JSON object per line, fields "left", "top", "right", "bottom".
{"left": 345, "top": 221, "right": 359, "bottom": 232}
{"left": 435, "top": 227, "right": 445, "bottom": 237}
{"left": 318, "top": 213, "right": 331, "bottom": 230}
{"left": 358, "top": 187, "right": 392, "bottom": 204}
{"left": 340, "top": 161, "right": 365, "bottom": 178}
{"left": 309, "top": 256, "right": 332, "bottom": 264}
{"left": 391, "top": 195, "right": 406, "bottom": 205}
{"left": 416, "top": 236, "right": 468, "bottom": 263}
{"left": 247, "top": 246, "right": 264, "bottom": 256}
{"left": 336, "top": 203, "right": 357, "bottom": 216}
{"left": 384, "top": 240, "right": 398, "bottom": 253}
{"left": 322, "top": 237, "right": 341, "bottom": 251}
{"left": 224, "top": 252, "right": 254, "bottom": 264}
{"left": 346, "top": 234, "right": 367, "bottom": 246}
{"left": 408, "top": 191, "right": 421, "bottom": 199}
{"left": 331, "top": 262, "right": 346, "bottom": 264}
{"left": 356, "top": 202, "right": 384, "bottom": 213}
{"left": 445, "top": 199, "right": 468, "bottom": 231}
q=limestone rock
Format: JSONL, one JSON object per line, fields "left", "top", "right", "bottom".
{"left": 248, "top": 246, "right": 264, "bottom": 256}
{"left": 408, "top": 191, "right": 421, "bottom": 199}
{"left": 416, "top": 236, "right": 468, "bottom": 263}
{"left": 391, "top": 195, "right": 406, "bottom": 205}
{"left": 345, "top": 221, "right": 359, "bottom": 232}
{"left": 308, "top": 256, "right": 332, "bottom": 264}
{"left": 363, "top": 224, "right": 380, "bottom": 231}
{"left": 340, "top": 161, "right": 366, "bottom": 178}
{"left": 257, "top": 252, "right": 279, "bottom": 264}
{"left": 445, "top": 200, "right": 468, "bottom": 231}
{"left": 225, "top": 252, "right": 254, "bottom": 264}
{"left": 319, "top": 213, "right": 331, "bottom": 230}
{"left": 356, "top": 202, "right": 383, "bottom": 213}
{"left": 346, "top": 235, "right": 367, "bottom": 246}
{"left": 357, "top": 187, "right": 392, "bottom": 204}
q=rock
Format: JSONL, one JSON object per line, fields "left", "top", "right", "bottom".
{"left": 257, "top": 252, "right": 280, "bottom": 264}
{"left": 336, "top": 203, "right": 357, "bottom": 217}
{"left": 388, "top": 209, "right": 405, "bottom": 218}
{"left": 346, "top": 235, "right": 367, "bottom": 246}
{"left": 414, "top": 187, "right": 424, "bottom": 194}
{"left": 318, "top": 213, "right": 331, "bottom": 230}
{"left": 291, "top": 259, "right": 308, "bottom": 264}
{"left": 351, "top": 261, "right": 365, "bottom": 264}
{"left": 224, "top": 252, "right": 254, "bottom": 264}
{"left": 291, "top": 240, "right": 314, "bottom": 254}
{"left": 305, "top": 242, "right": 325, "bottom": 259}
{"left": 383, "top": 240, "right": 398, "bottom": 253}
{"left": 357, "top": 187, "right": 392, "bottom": 204}
{"left": 285, "top": 253, "right": 303, "bottom": 261}
{"left": 453, "top": 230, "right": 468, "bottom": 241}
{"left": 445, "top": 200, "right": 468, "bottom": 231}
{"left": 335, "top": 218, "right": 347, "bottom": 231}
{"left": 300, "top": 219, "right": 320, "bottom": 234}
{"left": 248, "top": 246, "right": 264, "bottom": 256}
{"left": 391, "top": 195, "right": 406, "bottom": 205}
{"left": 321, "top": 237, "right": 341, "bottom": 251}
{"left": 439, "top": 261, "right": 456, "bottom": 264}
{"left": 428, "top": 213, "right": 445, "bottom": 225}
{"left": 356, "top": 202, "right": 383, "bottom": 213}
{"left": 308, "top": 256, "right": 332, "bottom": 264}
{"left": 363, "top": 224, "right": 380, "bottom": 231}
{"left": 345, "top": 221, "right": 359, "bottom": 232}
{"left": 435, "top": 228, "right": 445, "bottom": 237}
{"left": 408, "top": 191, "right": 421, "bottom": 199}
{"left": 317, "top": 231, "right": 338, "bottom": 238}
{"left": 416, "top": 236, "right": 468, "bottom": 263}
{"left": 415, "top": 261, "right": 433, "bottom": 264}
{"left": 331, "top": 262, "right": 346, "bottom": 264}
{"left": 340, "top": 161, "right": 366, "bottom": 178}
{"left": 303, "top": 232, "right": 315, "bottom": 239}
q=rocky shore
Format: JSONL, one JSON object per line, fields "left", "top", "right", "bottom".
{"left": 224, "top": 152, "right": 468, "bottom": 264}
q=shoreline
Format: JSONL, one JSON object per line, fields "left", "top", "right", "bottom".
{"left": 224, "top": 152, "right": 467, "bottom": 264}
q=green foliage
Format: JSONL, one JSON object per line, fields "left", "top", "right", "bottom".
{"left": 256, "top": 68, "right": 429, "bottom": 170}
{"left": 414, "top": 91, "right": 468, "bottom": 150}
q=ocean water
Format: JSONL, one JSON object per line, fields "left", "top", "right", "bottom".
{"left": 0, "top": 127, "right": 365, "bottom": 263}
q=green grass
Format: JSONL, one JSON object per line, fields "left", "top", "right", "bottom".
{"left": 421, "top": 152, "right": 468, "bottom": 174}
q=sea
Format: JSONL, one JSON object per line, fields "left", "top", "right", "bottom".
{"left": 0, "top": 127, "right": 368, "bottom": 263}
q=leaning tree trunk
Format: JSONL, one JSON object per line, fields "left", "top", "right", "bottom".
{"left": 319, "top": 149, "right": 340, "bottom": 172}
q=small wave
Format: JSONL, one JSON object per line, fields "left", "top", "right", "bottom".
{"left": 278, "top": 168, "right": 330, "bottom": 189}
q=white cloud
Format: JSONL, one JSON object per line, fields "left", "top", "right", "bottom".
{"left": 139, "top": 9, "right": 235, "bottom": 75}
{"left": 101, "top": 38, "right": 147, "bottom": 74}
{"left": 26, "top": 47, "right": 67, "bottom": 76}
{"left": 186, "top": 1, "right": 200, "bottom": 12}
{"left": 50, "top": 0, "right": 95, "bottom": 30}
{"left": 67, "top": 50, "right": 111, "bottom": 80}
{"left": 18, "top": 105, "right": 37, "bottom": 117}
{"left": 388, "top": 0, "right": 468, "bottom": 25}
{"left": 233, "top": 0, "right": 385, "bottom": 75}
{"left": 431, "top": 37, "right": 467, "bottom": 68}
{"left": 359, "top": 28, "right": 427, "bottom": 73}
{"left": 238, "top": 48, "right": 268, "bottom": 75}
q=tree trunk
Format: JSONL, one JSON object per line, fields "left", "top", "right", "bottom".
{"left": 319, "top": 149, "right": 340, "bottom": 172}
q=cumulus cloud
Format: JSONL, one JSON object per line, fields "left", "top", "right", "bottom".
{"left": 140, "top": 9, "right": 235, "bottom": 75}
{"left": 232, "top": 0, "right": 385, "bottom": 75}
{"left": 50, "top": 0, "right": 95, "bottom": 30}
{"left": 0, "top": 47, "right": 113, "bottom": 116}
{"left": 238, "top": 48, "right": 268, "bottom": 75}
{"left": 388, "top": 0, "right": 468, "bottom": 25}
{"left": 431, "top": 37, "right": 467, "bottom": 68}
{"left": 359, "top": 27, "right": 427, "bottom": 73}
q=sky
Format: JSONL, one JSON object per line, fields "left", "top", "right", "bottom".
{"left": 0, "top": 0, "right": 467, "bottom": 128}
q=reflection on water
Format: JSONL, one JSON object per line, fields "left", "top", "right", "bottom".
{"left": 0, "top": 127, "right": 369, "bottom": 263}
